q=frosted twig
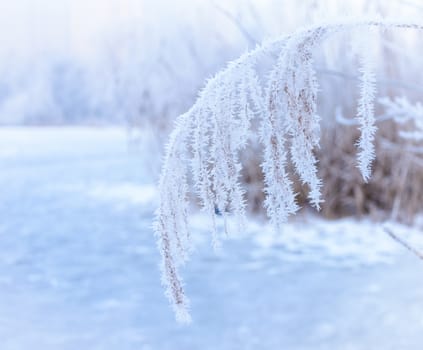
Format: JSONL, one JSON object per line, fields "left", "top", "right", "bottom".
{"left": 383, "top": 226, "right": 423, "bottom": 261}
{"left": 155, "top": 18, "right": 423, "bottom": 322}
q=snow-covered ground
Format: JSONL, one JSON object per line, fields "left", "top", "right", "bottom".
{"left": 1, "top": 127, "right": 423, "bottom": 350}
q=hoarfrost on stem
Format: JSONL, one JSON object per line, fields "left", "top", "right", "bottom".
{"left": 153, "top": 19, "right": 423, "bottom": 322}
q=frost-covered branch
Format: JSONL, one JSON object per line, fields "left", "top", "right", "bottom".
{"left": 154, "top": 19, "right": 423, "bottom": 322}
{"left": 356, "top": 35, "right": 377, "bottom": 181}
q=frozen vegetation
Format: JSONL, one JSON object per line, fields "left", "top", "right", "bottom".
{"left": 1, "top": 127, "right": 423, "bottom": 349}
{"left": 1, "top": 1, "right": 423, "bottom": 349}
{"left": 155, "top": 20, "right": 423, "bottom": 320}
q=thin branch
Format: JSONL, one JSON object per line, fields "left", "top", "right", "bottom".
{"left": 383, "top": 226, "right": 423, "bottom": 260}
{"left": 212, "top": 1, "right": 258, "bottom": 46}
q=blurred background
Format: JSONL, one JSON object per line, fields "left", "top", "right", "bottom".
{"left": 2, "top": 0, "right": 423, "bottom": 218}
{"left": 0, "top": 0, "right": 420, "bottom": 126}
{"left": 1, "top": 0, "right": 423, "bottom": 349}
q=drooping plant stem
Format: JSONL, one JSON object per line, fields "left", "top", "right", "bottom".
{"left": 154, "top": 19, "right": 423, "bottom": 322}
